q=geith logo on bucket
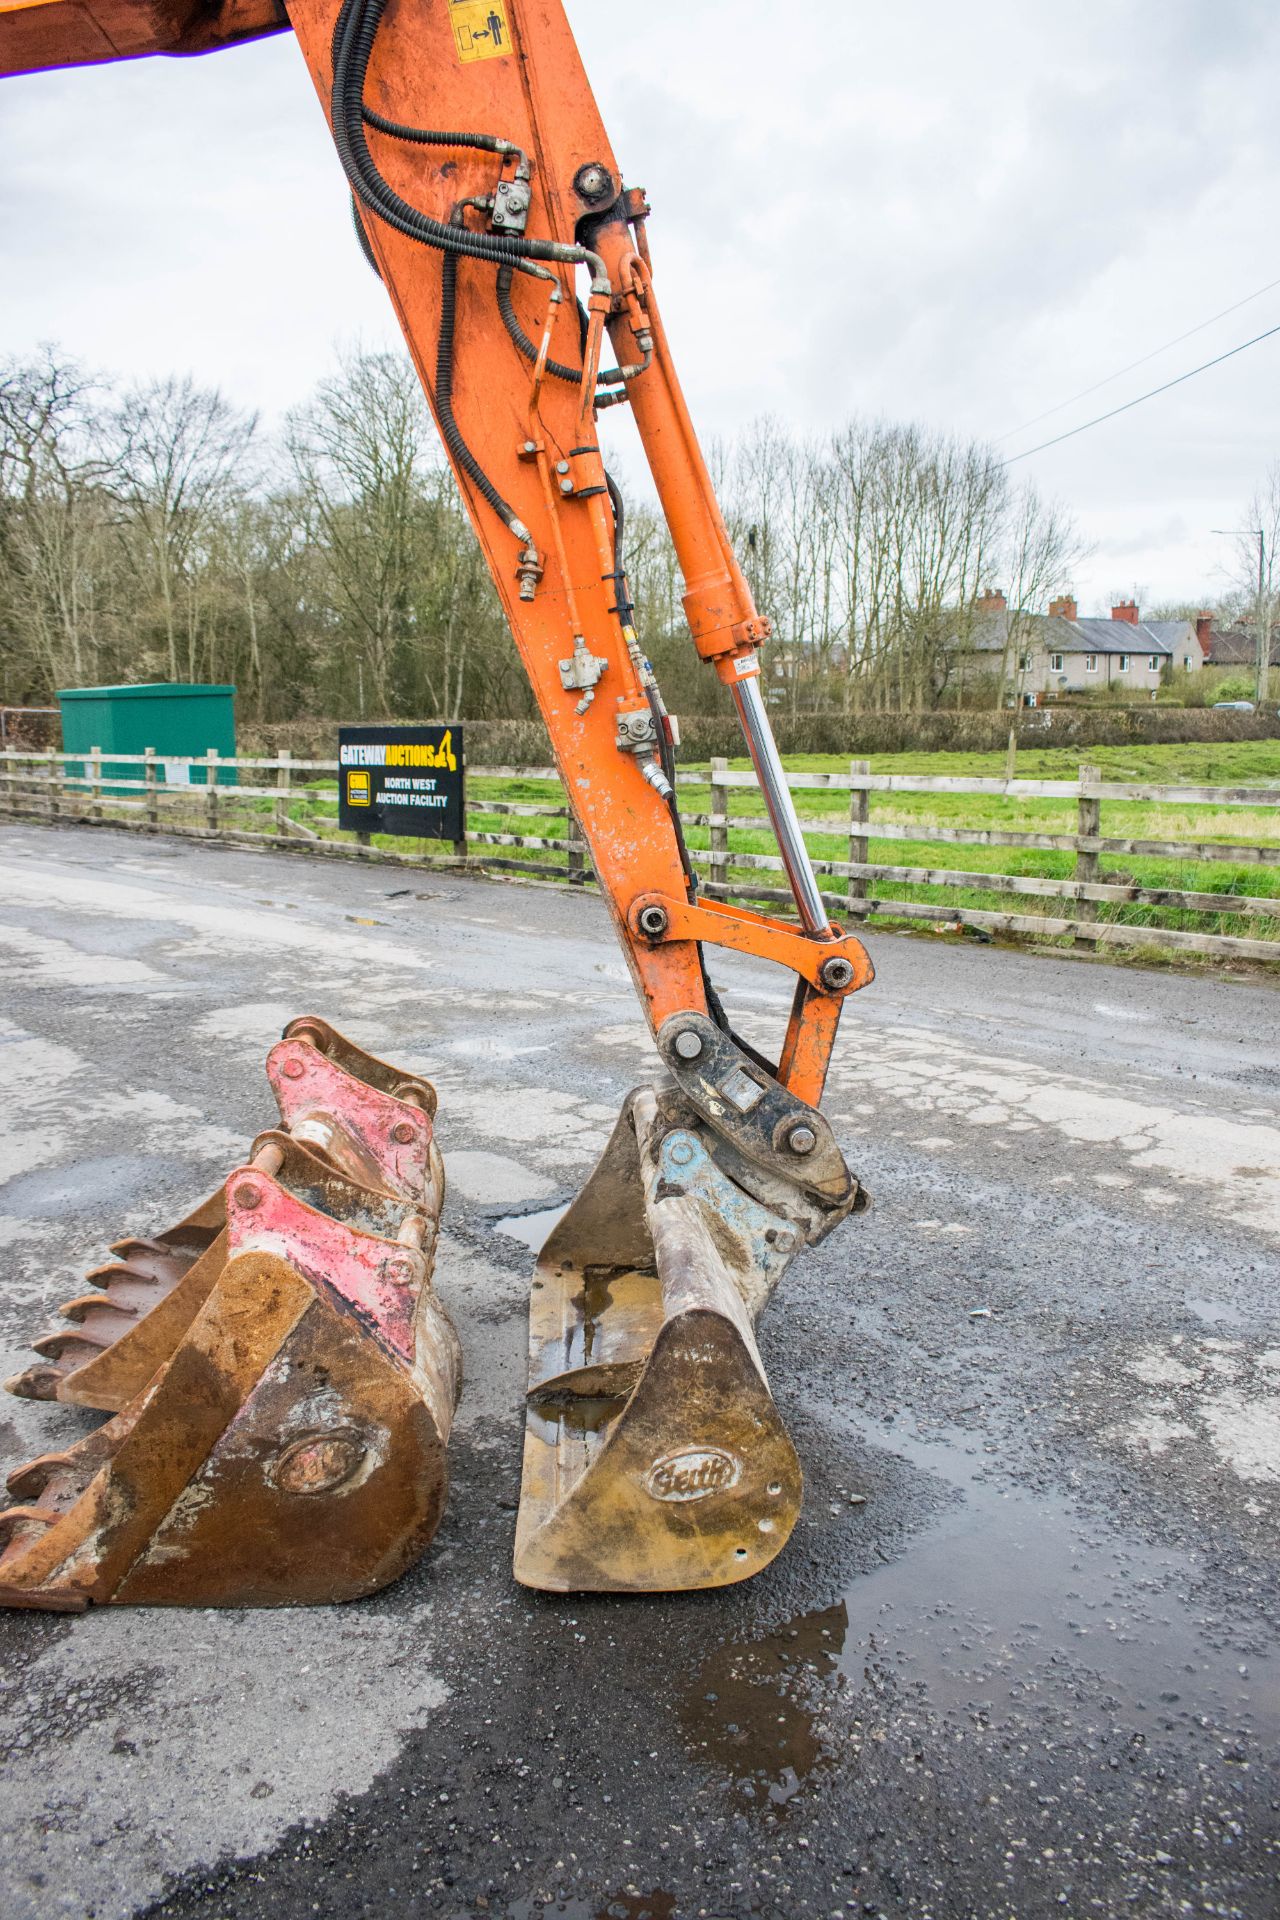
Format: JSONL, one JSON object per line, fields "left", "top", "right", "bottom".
{"left": 644, "top": 1446, "right": 741, "bottom": 1503}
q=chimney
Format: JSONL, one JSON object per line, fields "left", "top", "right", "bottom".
{"left": 1111, "top": 598, "right": 1140, "bottom": 625}
{"left": 1048, "top": 594, "right": 1077, "bottom": 621}
{"left": 1195, "top": 611, "right": 1213, "bottom": 655}
{"left": 976, "top": 587, "right": 1006, "bottom": 613}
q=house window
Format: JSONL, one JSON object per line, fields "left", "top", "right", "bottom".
{"left": 1147, "top": 654, "right": 1160, "bottom": 671}
{"left": 1085, "top": 654, "right": 1098, "bottom": 673}
{"left": 1118, "top": 654, "right": 1130, "bottom": 672}
{"left": 1018, "top": 652, "right": 1032, "bottom": 672}
{"left": 1050, "top": 652, "right": 1064, "bottom": 672}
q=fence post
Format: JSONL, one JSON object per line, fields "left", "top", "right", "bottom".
{"left": 205, "top": 749, "right": 220, "bottom": 834}
{"left": 453, "top": 759, "right": 468, "bottom": 865}
{"left": 275, "top": 749, "right": 292, "bottom": 840}
{"left": 847, "top": 758, "right": 869, "bottom": 915}
{"left": 47, "top": 750, "right": 60, "bottom": 820}
{"left": 1005, "top": 726, "right": 1018, "bottom": 784}
{"left": 144, "top": 748, "right": 158, "bottom": 828}
{"left": 1075, "top": 762, "right": 1101, "bottom": 950}
{"left": 90, "top": 745, "right": 102, "bottom": 824}
{"left": 566, "top": 800, "right": 585, "bottom": 886}
{"left": 709, "top": 756, "right": 729, "bottom": 901}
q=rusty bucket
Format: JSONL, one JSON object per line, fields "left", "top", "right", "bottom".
{"left": 0, "top": 1019, "right": 460, "bottom": 1610}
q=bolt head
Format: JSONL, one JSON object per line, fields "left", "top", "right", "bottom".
{"left": 574, "top": 162, "right": 612, "bottom": 203}
{"left": 391, "top": 1120, "right": 416, "bottom": 1146}
{"left": 638, "top": 905, "right": 669, "bottom": 938}
{"left": 820, "top": 956, "right": 856, "bottom": 992}
{"left": 787, "top": 1125, "right": 818, "bottom": 1156}
{"left": 667, "top": 1136, "right": 697, "bottom": 1166}
{"left": 673, "top": 1029, "right": 704, "bottom": 1062}
{"left": 233, "top": 1181, "right": 262, "bottom": 1210}
{"left": 282, "top": 1057, "right": 306, "bottom": 1080}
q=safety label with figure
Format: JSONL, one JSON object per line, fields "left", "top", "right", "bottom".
{"left": 450, "top": 0, "right": 511, "bottom": 64}
{"left": 338, "top": 725, "right": 465, "bottom": 839}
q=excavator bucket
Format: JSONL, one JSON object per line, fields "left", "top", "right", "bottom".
{"left": 0, "top": 1019, "right": 460, "bottom": 1610}
{"left": 515, "top": 1085, "right": 861, "bottom": 1594}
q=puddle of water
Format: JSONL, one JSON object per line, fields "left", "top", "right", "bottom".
{"left": 505, "top": 1894, "right": 676, "bottom": 1920}
{"left": 494, "top": 1205, "right": 569, "bottom": 1254}
{"left": 836, "top": 1415, "right": 1277, "bottom": 1742}
{"left": 678, "top": 1603, "right": 848, "bottom": 1808}
{"left": 677, "top": 1414, "right": 1278, "bottom": 1811}
{"left": 1186, "top": 1294, "right": 1249, "bottom": 1329}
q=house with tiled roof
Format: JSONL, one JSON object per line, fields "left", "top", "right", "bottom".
{"left": 1197, "top": 617, "right": 1280, "bottom": 671}
{"left": 954, "top": 593, "right": 1203, "bottom": 702}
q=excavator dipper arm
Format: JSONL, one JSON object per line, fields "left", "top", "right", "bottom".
{"left": 0, "top": 0, "right": 874, "bottom": 1596}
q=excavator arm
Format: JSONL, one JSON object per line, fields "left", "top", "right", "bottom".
{"left": 0, "top": 0, "right": 874, "bottom": 1599}
{"left": 0, "top": 1, "right": 288, "bottom": 70}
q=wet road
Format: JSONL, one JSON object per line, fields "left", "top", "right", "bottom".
{"left": 0, "top": 821, "right": 1277, "bottom": 1920}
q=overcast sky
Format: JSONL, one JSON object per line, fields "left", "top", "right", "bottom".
{"left": 3, "top": 0, "right": 1279, "bottom": 613}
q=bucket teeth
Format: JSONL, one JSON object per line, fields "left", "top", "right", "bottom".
{"left": 91, "top": 1243, "right": 208, "bottom": 1285}
{"left": 3, "top": 1365, "right": 65, "bottom": 1403}
{"left": 0, "top": 1019, "right": 458, "bottom": 1610}
{"left": 55, "top": 1294, "right": 139, "bottom": 1326}
{"left": 9, "top": 1194, "right": 227, "bottom": 1407}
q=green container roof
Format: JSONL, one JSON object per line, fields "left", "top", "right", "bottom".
{"left": 57, "top": 683, "right": 235, "bottom": 701}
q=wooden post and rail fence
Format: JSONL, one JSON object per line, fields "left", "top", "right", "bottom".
{"left": 1, "top": 746, "right": 1278, "bottom": 964}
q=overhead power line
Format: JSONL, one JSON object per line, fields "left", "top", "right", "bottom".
{"left": 1001, "top": 320, "right": 1280, "bottom": 466}
{"left": 996, "top": 270, "right": 1280, "bottom": 444}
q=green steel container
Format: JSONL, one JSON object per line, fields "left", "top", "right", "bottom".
{"left": 57, "top": 684, "right": 237, "bottom": 794}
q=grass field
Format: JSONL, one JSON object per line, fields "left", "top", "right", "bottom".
{"left": 265, "top": 739, "right": 1280, "bottom": 960}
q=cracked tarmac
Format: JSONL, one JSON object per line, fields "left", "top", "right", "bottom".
{"left": 0, "top": 821, "right": 1277, "bottom": 1920}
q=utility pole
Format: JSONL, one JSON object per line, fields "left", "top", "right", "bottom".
{"left": 1213, "top": 526, "right": 1269, "bottom": 704}
{"left": 1255, "top": 530, "right": 1268, "bottom": 707}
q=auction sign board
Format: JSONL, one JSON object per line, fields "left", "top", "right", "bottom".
{"left": 338, "top": 725, "right": 464, "bottom": 839}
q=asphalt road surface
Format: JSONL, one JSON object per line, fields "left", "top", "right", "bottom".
{"left": 0, "top": 821, "right": 1277, "bottom": 1920}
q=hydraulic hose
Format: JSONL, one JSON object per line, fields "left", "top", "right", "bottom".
{"left": 350, "top": 193, "right": 382, "bottom": 277}
{"left": 437, "top": 241, "right": 529, "bottom": 541}
{"left": 496, "top": 267, "right": 583, "bottom": 384}
{"left": 331, "top": 0, "right": 609, "bottom": 287}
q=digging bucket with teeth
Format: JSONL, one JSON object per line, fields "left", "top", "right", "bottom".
{"left": 5, "top": 1016, "right": 444, "bottom": 1413}
{"left": 514, "top": 1084, "right": 865, "bottom": 1595}
{"left": 0, "top": 1019, "right": 459, "bottom": 1610}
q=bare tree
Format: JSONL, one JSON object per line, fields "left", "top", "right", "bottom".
{"left": 0, "top": 347, "right": 122, "bottom": 695}
{"left": 995, "top": 481, "right": 1089, "bottom": 710}
{"left": 1229, "top": 463, "right": 1280, "bottom": 701}
{"left": 113, "top": 375, "right": 258, "bottom": 683}
{"left": 286, "top": 348, "right": 436, "bottom": 714}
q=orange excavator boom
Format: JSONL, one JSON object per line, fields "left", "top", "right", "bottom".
{"left": 0, "top": 0, "right": 874, "bottom": 1600}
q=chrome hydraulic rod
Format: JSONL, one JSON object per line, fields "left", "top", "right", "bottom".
{"left": 731, "top": 664, "right": 831, "bottom": 937}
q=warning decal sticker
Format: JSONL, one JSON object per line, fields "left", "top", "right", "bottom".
{"left": 450, "top": 0, "right": 512, "bottom": 64}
